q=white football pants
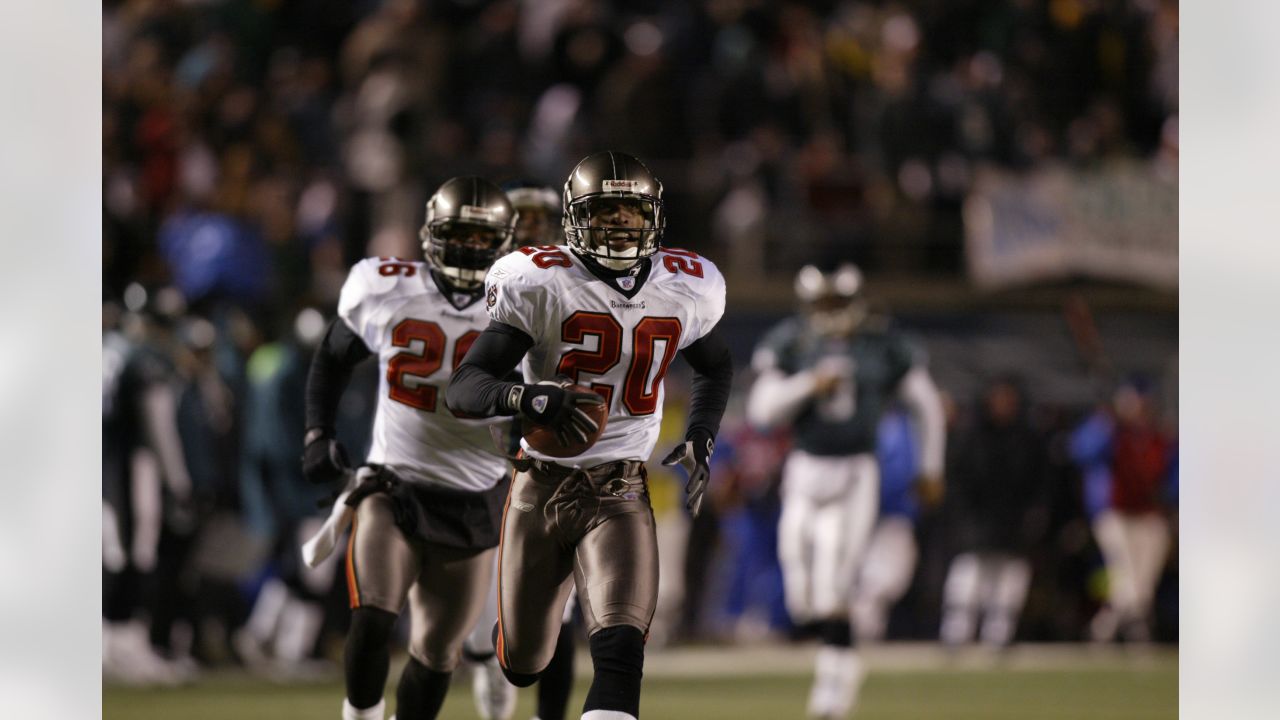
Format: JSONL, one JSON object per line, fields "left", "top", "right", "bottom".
{"left": 851, "top": 516, "right": 918, "bottom": 642}
{"left": 1092, "top": 509, "right": 1170, "bottom": 632}
{"left": 778, "top": 451, "right": 879, "bottom": 623}
{"left": 940, "top": 552, "right": 1031, "bottom": 647}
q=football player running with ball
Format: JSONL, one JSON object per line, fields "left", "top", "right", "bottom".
{"left": 301, "top": 177, "right": 519, "bottom": 720}
{"left": 463, "top": 180, "right": 581, "bottom": 720}
{"left": 747, "top": 264, "right": 946, "bottom": 720}
{"left": 447, "top": 151, "right": 734, "bottom": 720}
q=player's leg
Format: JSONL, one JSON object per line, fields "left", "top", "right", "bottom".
{"left": 1125, "top": 512, "right": 1170, "bottom": 641}
{"left": 575, "top": 490, "right": 659, "bottom": 720}
{"left": 496, "top": 469, "right": 577, "bottom": 684}
{"left": 535, "top": 591, "right": 579, "bottom": 720}
{"left": 940, "top": 552, "right": 981, "bottom": 645}
{"left": 851, "top": 515, "right": 918, "bottom": 642}
{"left": 397, "top": 544, "right": 496, "bottom": 720}
{"left": 1090, "top": 509, "right": 1137, "bottom": 641}
{"left": 465, "top": 554, "right": 517, "bottom": 720}
{"left": 979, "top": 553, "right": 1031, "bottom": 648}
{"left": 807, "top": 455, "right": 877, "bottom": 720}
{"left": 777, "top": 453, "right": 819, "bottom": 629}
{"left": 343, "top": 494, "right": 420, "bottom": 720}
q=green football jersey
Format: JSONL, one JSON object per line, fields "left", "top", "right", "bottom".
{"left": 753, "top": 316, "right": 919, "bottom": 457}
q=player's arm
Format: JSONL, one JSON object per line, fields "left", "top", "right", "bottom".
{"left": 446, "top": 321, "right": 604, "bottom": 445}
{"left": 140, "top": 382, "right": 193, "bottom": 501}
{"left": 896, "top": 365, "right": 946, "bottom": 507}
{"left": 745, "top": 344, "right": 823, "bottom": 429}
{"left": 302, "top": 318, "right": 373, "bottom": 485}
{"left": 661, "top": 326, "right": 734, "bottom": 517}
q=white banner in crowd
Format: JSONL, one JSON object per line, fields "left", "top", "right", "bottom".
{"left": 964, "top": 161, "right": 1178, "bottom": 289}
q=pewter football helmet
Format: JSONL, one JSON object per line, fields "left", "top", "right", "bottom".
{"left": 562, "top": 151, "right": 665, "bottom": 270}
{"left": 420, "top": 177, "right": 517, "bottom": 291}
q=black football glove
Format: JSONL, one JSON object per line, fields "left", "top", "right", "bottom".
{"left": 662, "top": 430, "right": 715, "bottom": 518}
{"left": 302, "top": 427, "right": 350, "bottom": 485}
{"left": 502, "top": 379, "right": 605, "bottom": 447}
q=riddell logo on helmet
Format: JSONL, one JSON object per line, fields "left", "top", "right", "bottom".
{"left": 603, "top": 180, "right": 640, "bottom": 192}
{"left": 460, "top": 205, "right": 495, "bottom": 221}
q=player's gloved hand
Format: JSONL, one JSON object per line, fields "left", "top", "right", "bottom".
{"left": 662, "top": 430, "right": 715, "bottom": 518}
{"left": 913, "top": 473, "right": 945, "bottom": 510}
{"left": 302, "top": 427, "right": 350, "bottom": 485}
{"left": 502, "top": 378, "right": 604, "bottom": 447}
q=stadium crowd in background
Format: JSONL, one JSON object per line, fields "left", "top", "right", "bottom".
{"left": 101, "top": 0, "right": 1180, "bottom": 693}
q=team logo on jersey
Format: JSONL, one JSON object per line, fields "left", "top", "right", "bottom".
{"left": 617, "top": 276, "right": 636, "bottom": 291}
{"left": 460, "top": 205, "right": 495, "bottom": 221}
{"left": 531, "top": 395, "right": 549, "bottom": 414}
{"left": 486, "top": 283, "right": 498, "bottom": 310}
{"left": 603, "top": 179, "right": 640, "bottom": 192}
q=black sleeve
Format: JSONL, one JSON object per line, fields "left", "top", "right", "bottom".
{"left": 445, "top": 320, "right": 535, "bottom": 417}
{"left": 304, "top": 318, "right": 374, "bottom": 431}
{"left": 679, "top": 325, "right": 735, "bottom": 441}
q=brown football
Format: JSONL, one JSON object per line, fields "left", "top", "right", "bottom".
{"left": 522, "top": 384, "right": 609, "bottom": 458}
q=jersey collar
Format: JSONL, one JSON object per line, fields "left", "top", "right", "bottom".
{"left": 571, "top": 252, "right": 653, "bottom": 300}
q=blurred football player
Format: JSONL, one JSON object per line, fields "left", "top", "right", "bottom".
{"left": 447, "top": 151, "right": 734, "bottom": 720}
{"left": 461, "top": 180, "right": 578, "bottom": 720}
{"left": 747, "top": 264, "right": 945, "bottom": 720}
{"left": 102, "top": 287, "right": 197, "bottom": 686}
{"left": 504, "top": 180, "right": 562, "bottom": 247}
{"left": 849, "top": 407, "right": 924, "bottom": 644}
{"left": 301, "top": 177, "right": 517, "bottom": 720}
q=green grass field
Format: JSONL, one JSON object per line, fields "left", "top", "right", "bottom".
{"left": 104, "top": 644, "right": 1177, "bottom": 720}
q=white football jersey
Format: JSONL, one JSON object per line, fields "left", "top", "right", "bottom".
{"left": 339, "top": 257, "right": 510, "bottom": 492}
{"left": 484, "top": 245, "right": 726, "bottom": 467}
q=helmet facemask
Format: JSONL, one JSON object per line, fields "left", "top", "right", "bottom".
{"left": 565, "top": 193, "right": 663, "bottom": 271}
{"left": 420, "top": 217, "right": 514, "bottom": 291}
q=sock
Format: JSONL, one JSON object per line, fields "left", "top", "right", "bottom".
{"left": 394, "top": 657, "right": 452, "bottom": 720}
{"left": 581, "top": 712, "right": 637, "bottom": 720}
{"left": 345, "top": 607, "right": 397, "bottom": 709}
{"left": 583, "top": 626, "right": 644, "bottom": 718}
{"left": 537, "top": 622, "right": 576, "bottom": 720}
{"left": 343, "top": 697, "right": 385, "bottom": 720}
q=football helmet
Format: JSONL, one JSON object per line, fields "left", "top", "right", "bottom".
{"left": 420, "top": 177, "right": 517, "bottom": 291}
{"left": 562, "top": 151, "right": 665, "bottom": 270}
{"left": 503, "top": 179, "right": 561, "bottom": 247}
{"left": 795, "top": 263, "right": 868, "bottom": 336}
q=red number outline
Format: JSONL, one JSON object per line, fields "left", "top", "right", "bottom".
{"left": 518, "top": 245, "right": 572, "bottom": 269}
{"left": 623, "top": 317, "right": 683, "bottom": 415}
{"left": 661, "top": 248, "right": 704, "bottom": 277}
{"left": 556, "top": 312, "right": 621, "bottom": 408}
{"left": 387, "top": 319, "right": 445, "bottom": 411}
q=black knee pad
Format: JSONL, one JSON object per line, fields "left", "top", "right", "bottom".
{"left": 395, "top": 656, "right": 452, "bottom": 720}
{"left": 585, "top": 625, "right": 645, "bottom": 717}
{"left": 345, "top": 606, "right": 397, "bottom": 709}
{"left": 819, "top": 619, "right": 853, "bottom": 648}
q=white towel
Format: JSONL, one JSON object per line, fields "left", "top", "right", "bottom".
{"left": 300, "top": 467, "right": 368, "bottom": 567}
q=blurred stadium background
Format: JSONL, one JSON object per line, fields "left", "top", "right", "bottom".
{"left": 102, "top": 0, "right": 1177, "bottom": 716}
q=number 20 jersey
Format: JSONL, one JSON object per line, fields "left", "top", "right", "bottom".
{"left": 338, "top": 257, "right": 509, "bottom": 492}
{"left": 485, "top": 245, "right": 726, "bottom": 468}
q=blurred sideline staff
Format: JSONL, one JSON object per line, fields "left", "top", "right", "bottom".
{"left": 747, "top": 263, "right": 945, "bottom": 719}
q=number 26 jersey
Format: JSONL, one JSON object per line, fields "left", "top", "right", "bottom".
{"left": 338, "top": 257, "right": 510, "bottom": 492}
{"left": 485, "top": 245, "right": 726, "bottom": 468}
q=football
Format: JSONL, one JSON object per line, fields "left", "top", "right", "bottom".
{"left": 522, "top": 384, "right": 609, "bottom": 458}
